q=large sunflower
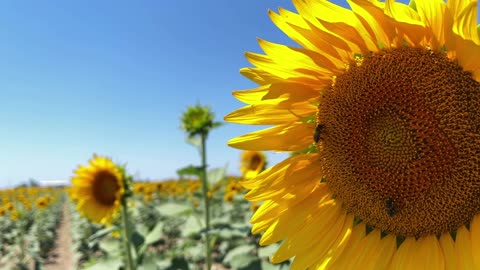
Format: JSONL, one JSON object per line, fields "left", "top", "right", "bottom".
{"left": 70, "top": 155, "right": 124, "bottom": 225}
{"left": 225, "top": 0, "right": 480, "bottom": 269}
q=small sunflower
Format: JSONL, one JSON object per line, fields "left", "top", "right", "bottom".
{"left": 70, "top": 155, "right": 124, "bottom": 225}
{"left": 35, "top": 196, "right": 49, "bottom": 210}
{"left": 240, "top": 150, "right": 267, "bottom": 179}
{"left": 4, "top": 202, "right": 14, "bottom": 212}
{"left": 226, "top": 0, "right": 480, "bottom": 268}
{"left": 224, "top": 190, "right": 237, "bottom": 203}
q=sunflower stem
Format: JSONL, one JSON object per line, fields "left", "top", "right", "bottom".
{"left": 121, "top": 196, "right": 135, "bottom": 270}
{"left": 200, "top": 133, "right": 212, "bottom": 270}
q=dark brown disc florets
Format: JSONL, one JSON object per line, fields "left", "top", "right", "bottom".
{"left": 318, "top": 47, "right": 480, "bottom": 237}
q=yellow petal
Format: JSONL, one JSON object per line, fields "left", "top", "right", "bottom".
{"left": 240, "top": 67, "right": 282, "bottom": 85}
{"left": 224, "top": 102, "right": 315, "bottom": 125}
{"left": 232, "top": 83, "right": 320, "bottom": 105}
{"left": 245, "top": 154, "right": 322, "bottom": 201}
{"left": 384, "top": 0, "right": 429, "bottom": 46}
{"left": 451, "top": 0, "right": 479, "bottom": 43}
{"left": 390, "top": 237, "right": 416, "bottom": 270}
{"left": 455, "top": 225, "right": 476, "bottom": 269}
{"left": 245, "top": 49, "right": 332, "bottom": 85}
{"left": 258, "top": 39, "right": 342, "bottom": 75}
{"left": 242, "top": 153, "right": 320, "bottom": 189}
{"left": 290, "top": 212, "right": 350, "bottom": 270}
{"left": 228, "top": 122, "right": 314, "bottom": 151}
{"left": 439, "top": 232, "right": 457, "bottom": 270}
{"left": 348, "top": 230, "right": 382, "bottom": 269}
{"left": 271, "top": 200, "right": 342, "bottom": 264}
{"left": 414, "top": 0, "right": 451, "bottom": 50}
{"left": 414, "top": 235, "right": 445, "bottom": 269}
{"left": 470, "top": 214, "right": 480, "bottom": 269}
{"left": 348, "top": 0, "right": 397, "bottom": 49}
{"left": 269, "top": 8, "right": 348, "bottom": 65}
{"left": 313, "top": 214, "right": 355, "bottom": 269}
{"left": 372, "top": 234, "right": 397, "bottom": 270}
{"left": 391, "top": 235, "right": 444, "bottom": 269}
{"left": 451, "top": 32, "right": 480, "bottom": 72}
{"left": 326, "top": 223, "right": 367, "bottom": 269}
{"left": 259, "top": 189, "right": 331, "bottom": 246}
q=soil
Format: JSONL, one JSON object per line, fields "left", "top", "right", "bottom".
{"left": 43, "top": 203, "right": 75, "bottom": 270}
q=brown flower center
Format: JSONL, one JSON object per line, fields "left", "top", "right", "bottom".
{"left": 249, "top": 154, "right": 263, "bottom": 171}
{"left": 93, "top": 170, "right": 120, "bottom": 206}
{"left": 318, "top": 47, "right": 480, "bottom": 237}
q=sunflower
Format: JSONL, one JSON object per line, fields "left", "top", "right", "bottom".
{"left": 35, "top": 196, "right": 49, "bottom": 210}
{"left": 240, "top": 150, "right": 267, "bottom": 179}
{"left": 70, "top": 155, "right": 124, "bottom": 225}
{"left": 225, "top": 0, "right": 480, "bottom": 269}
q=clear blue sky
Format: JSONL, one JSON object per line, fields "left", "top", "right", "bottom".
{"left": 0, "top": 1, "right": 478, "bottom": 188}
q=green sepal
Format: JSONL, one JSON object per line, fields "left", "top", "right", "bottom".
{"left": 409, "top": 0, "right": 417, "bottom": 11}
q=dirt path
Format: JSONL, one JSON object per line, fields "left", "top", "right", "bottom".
{"left": 43, "top": 203, "right": 75, "bottom": 270}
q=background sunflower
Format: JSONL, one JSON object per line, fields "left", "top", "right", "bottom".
{"left": 70, "top": 155, "right": 124, "bottom": 225}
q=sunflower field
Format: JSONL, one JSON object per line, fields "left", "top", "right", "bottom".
{"left": 3, "top": 0, "right": 480, "bottom": 269}
{"left": 0, "top": 149, "right": 285, "bottom": 270}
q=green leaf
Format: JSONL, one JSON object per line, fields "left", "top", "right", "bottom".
{"left": 87, "top": 226, "right": 117, "bottom": 242}
{"left": 185, "top": 136, "right": 201, "bottom": 149}
{"left": 156, "top": 203, "right": 192, "bottom": 216}
{"left": 184, "top": 244, "right": 204, "bottom": 261}
{"left": 99, "top": 239, "right": 122, "bottom": 257}
{"left": 207, "top": 165, "right": 227, "bottom": 185}
{"left": 168, "top": 256, "right": 190, "bottom": 270}
{"left": 176, "top": 165, "right": 202, "bottom": 178}
{"left": 131, "top": 230, "right": 146, "bottom": 253}
{"left": 82, "top": 257, "right": 123, "bottom": 270}
{"left": 258, "top": 243, "right": 280, "bottom": 258}
{"left": 138, "top": 253, "right": 164, "bottom": 270}
{"left": 223, "top": 245, "right": 256, "bottom": 264}
{"left": 156, "top": 259, "right": 172, "bottom": 269}
{"left": 182, "top": 215, "right": 203, "bottom": 237}
{"left": 229, "top": 254, "right": 261, "bottom": 270}
{"left": 261, "top": 260, "right": 282, "bottom": 270}
{"left": 144, "top": 222, "right": 164, "bottom": 246}
{"left": 217, "top": 227, "right": 247, "bottom": 240}
{"left": 135, "top": 223, "right": 150, "bottom": 239}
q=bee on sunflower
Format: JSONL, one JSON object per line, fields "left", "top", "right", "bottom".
{"left": 226, "top": 0, "right": 480, "bottom": 269}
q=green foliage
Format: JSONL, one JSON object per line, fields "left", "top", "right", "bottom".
{"left": 176, "top": 165, "right": 202, "bottom": 178}
{"left": 207, "top": 165, "right": 227, "bottom": 186}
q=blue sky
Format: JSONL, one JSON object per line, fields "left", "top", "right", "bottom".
{"left": 0, "top": 1, "right": 478, "bottom": 188}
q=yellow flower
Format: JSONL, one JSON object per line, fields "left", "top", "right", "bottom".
{"left": 35, "top": 196, "right": 49, "bottom": 210}
{"left": 223, "top": 190, "right": 237, "bottom": 203}
{"left": 226, "top": 0, "right": 480, "bottom": 269}
{"left": 10, "top": 209, "right": 19, "bottom": 221}
{"left": 240, "top": 151, "right": 267, "bottom": 179}
{"left": 111, "top": 230, "right": 121, "bottom": 239}
{"left": 0, "top": 207, "right": 5, "bottom": 216}
{"left": 4, "top": 202, "right": 14, "bottom": 212}
{"left": 70, "top": 155, "right": 124, "bottom": 225}
{"left": 133, "top": 182, "right": 146, "bottom": 194}
{"left": 250, "top": 202, "right": 260, "bottom": 213}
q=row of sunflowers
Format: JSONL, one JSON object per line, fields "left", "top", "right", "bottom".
{"left": 65, "top": 150, "right": 275, "bottom": 270}
{"left": 0, "top": 187, "right": 64, "bottom": 269}
{"left": 0, "top": 150, "right": 272, "bottom": 270}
